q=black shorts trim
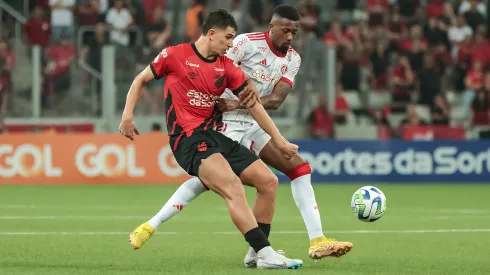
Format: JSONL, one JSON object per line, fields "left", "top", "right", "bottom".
{"left": 150, "top": 63, "right": 161, "bottom": 79}
{"left": 232, "top": 80, "right": 248, "bottom": 96}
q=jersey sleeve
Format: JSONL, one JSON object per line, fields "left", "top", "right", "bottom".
{"left": 224, "top": 57, "right": 248, "bottom": 96}
{"left": 150, "top": 46, "right": 175, "bottom": 79}
{"left": 225, "top": 34, "right": 254, "bottom": 63}
{"left": 280, "top": 52, "right": 301, "bottom": 87}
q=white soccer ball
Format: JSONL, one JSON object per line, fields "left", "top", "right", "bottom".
{"left": 351, "top": 186, "right": 387, "bottom": 222}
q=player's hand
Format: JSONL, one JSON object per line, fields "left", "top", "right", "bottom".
{"left": 217, "top": 98, "right": 240, "bottom": 112}
{"left": 119, "top": 117, "right": 140, "bottom": 141}
{"left": 238, "top": 86, "right": 261, "bottom": 108}
{"left": 274, "top": 138, "right": 298, "bottom": 160}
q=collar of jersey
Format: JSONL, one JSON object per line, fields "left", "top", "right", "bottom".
{"left": 191, "top": 43, "right": 217, "bottom": 63}
{"left": 264, "top": 31, "right": 287, "bottom": 58}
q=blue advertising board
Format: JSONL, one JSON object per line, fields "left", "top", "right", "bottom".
{"left": 274, "top": 141, "right": 490, "bottom": 183}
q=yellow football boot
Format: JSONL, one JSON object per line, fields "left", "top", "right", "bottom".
{"left": 308, "top": 236, "right": 353, "bottom": 259}
{"left": 129, "top": 222, "right": 155, "bottom": 250}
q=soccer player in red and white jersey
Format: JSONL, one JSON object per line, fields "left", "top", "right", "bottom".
{"left": 120, "top": 9, "right": 304, "bottom": 269}
{"left": 135, "top": 5, "right": 354, "bottom": 266}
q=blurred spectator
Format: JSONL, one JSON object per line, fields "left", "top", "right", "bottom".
{"left": 126, "top": 0, "right": 146, "bottom": 26}
{"left": 399, "top": 25, "right": 427, "bottom": 53}
{"left": 143, "top": 0, "right": 166, "bottom": 24}
{"left": 43, "top": 36, "right": 76, "bottom": 110}
{"left": 370, "top": 106, "right": 393, "bottom": 138}
{"left": 185, "top": 0, "right": 206, "bottom": 42}
{"left": 396, "top": 0, "right": 420, "bottom": 19}
{"left": 424, "top": 16, "right": 448, "bottom": 48}
{"left": 399, "top": 104, "right": 427, "bottom": 127}
{"left": 432, "top": 42, "right": 452, "bottom": 73}
{"left": 324, "top": 21, "right": 350, "bottom": 48}
{"left": 370, "top": 106, "right": 392, "bottom": 127}
{"left": 463, "top": 60, "right": 484, "bottom": 116}
{"left": 454, "top": 37, "right": 473, "bottom": 91}
{"left": 298, "top": 0, "right": 321, "bottom": 38}
{"left": 151, "top": 123, "right": 162, "bottom": 132}
{"left": 106, "top": 0, "right": 133, "bottom": 47}
{"left": 458, "top": 0, "right": 486, "bottom": 15}
{"left": 230, "top": 0, "right": 255, "bottom": 34}
{"left": 334, "top": 84, "right": 350, "bottom": 123}
{"left": 76, "top": 0, "right": 100, "bottom": 26}
{"left": 370, "top": 40, "right": 389, "bottom": 90}
{"left": 23, "top": 6, "right": 51, "bottom": 48}
{"left": 448, "top": 15, "right": 472, "bottom": 47}
{"left": 418, "top": 54, "right": 441, "bottom": 107}
{"left": 307, "top": 96, "right": 333, "bottom": 139}
{"left": 366, "top": 0, "right": 388, "bottom": 27}
{"left": 470, "top": 26, "right": 490, "bottom": 67}
{"left": 146, "top": 7, "right": 172, "bottom": 49}
{"left": 427, "top": 0, "right": 445, "bottom": 18}
{"left": 337, "top": 0, "right": 357, "bottom": 13}
{"left": 392, "top": 54, "right": 415, "bottom": 105}
{"left": 386, "top": 11, "right": 407, "bottom": 52}
{"left": 49, "top": 0, "right": 76, "bottom": 41}
{"left": 0, "top": 41, "right": 15, "bottom": 72}
{"left": 462, "top": 0, "right": 485, "bottom": 31}
{"left": 430, "top": 94, "right": 450, "bottom": 125}
{"left": 79, "top": 24, "right": 107, "bottom": 115}
{"left": 469, "top": 86, "right": 490, "bottom": 128}
{"left": 0, "top": 58, "right": 10, "bottom": 126}
{"left": 339, "top": 27, "right": 362, "bottom": 91}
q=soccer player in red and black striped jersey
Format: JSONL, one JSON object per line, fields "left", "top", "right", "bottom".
{"left": 120, "top": 9, "right": 303, "bottom": 269}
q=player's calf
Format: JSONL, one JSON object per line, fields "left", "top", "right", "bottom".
{"left": 240, "top": 160, "right": 278, "bottom": 226}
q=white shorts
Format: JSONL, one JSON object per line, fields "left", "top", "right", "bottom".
{"left": 215, "top": 120, "right": 271, "bottom": 156}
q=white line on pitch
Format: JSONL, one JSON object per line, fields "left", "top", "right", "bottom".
{"left": 1, "top": 229, "right": 490, "bottom": 235}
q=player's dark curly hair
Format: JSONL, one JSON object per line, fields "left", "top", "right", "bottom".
{"left": 202, "top": 9, "right": 238, "bottom": 34}
{"left": 273, "top": 4, "right": 300, "bottom": 21}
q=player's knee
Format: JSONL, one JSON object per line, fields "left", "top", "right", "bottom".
{"left": 257, "top": 171, "right": 278, "bottom": 196}
{"left": 287, "top": 162, "right": 312, "bottom": 181}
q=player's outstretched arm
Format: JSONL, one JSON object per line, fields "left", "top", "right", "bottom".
{"left": 120, "top": 66, "right": 155, "bottom": 140}
{"left": 237, "top": 86, "right": 298, "bottom": 159}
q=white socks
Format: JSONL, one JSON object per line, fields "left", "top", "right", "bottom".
{"left": 147, "top": 163, "right": 324, "bottom": 241}
{"left": 148, "top": 177, "right": 207, "bottom": 229}
{"left": 289, "top": 163, "right": 324, "bottom": 240}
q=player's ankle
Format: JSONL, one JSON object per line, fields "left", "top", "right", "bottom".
{"left": 309, "top": 236, "right": 327, "bottom": 245}
{"left": 244, "top": 227, "right": 271, "bottom": 253}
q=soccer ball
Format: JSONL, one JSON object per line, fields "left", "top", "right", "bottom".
{"left": 351, "top": 186, "right": 387, "bottom": 222}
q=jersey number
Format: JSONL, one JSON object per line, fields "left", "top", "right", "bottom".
{"left": 216, "top": 122, "right": 228, "bottom": 133}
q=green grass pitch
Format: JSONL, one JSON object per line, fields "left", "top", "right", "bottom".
{"left": 1, "top": 184, "right": 490, "bottom": 275}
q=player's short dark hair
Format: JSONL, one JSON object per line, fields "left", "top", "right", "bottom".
{"left": 202, "top": 9, "right": 238, "bottom": 34}
{"left": 273, "top": 4, "right": 300, "bottom": 21}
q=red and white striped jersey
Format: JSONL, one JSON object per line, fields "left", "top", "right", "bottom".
{"left": 222, "top": 31, "right": 301, "bottom": 123}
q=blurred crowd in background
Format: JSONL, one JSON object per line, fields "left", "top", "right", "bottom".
{"left": 1, "top": 0, "right": 490, "bottom": 139}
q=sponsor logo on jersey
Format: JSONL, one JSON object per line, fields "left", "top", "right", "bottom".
{"left": 186, "top": 61, "right": 200, "bottom": 68}
{"left": 214, "top": 75, "right": 225, "bottom": 88}
{"left": 214, "top": 67, "right": 224, "bottom": 72}
{"left": 161, "top": 48, "right": 168, "bottom": 58}
{"left": 231, "top": 37, "right": 248, "bottom": 54}
{"left": 187, "top": 90, "right": 219, "bottom": 108}
{"left": 237, "top": 52, "right": 245, "bottom": 60}
{"left": 260, "top": 58, "right": 267, "bottom": 66}
{"left": 188, "top": 72, "right": 198, "bottom": 80}
{"left": 252, "top": 69, "right": 278, "bottom": 83}
{"left": 258, "top": 46, "right": 268, "bottom": 53}
{"left": 154, "top": 49, "right": 168, "bottom": 63}
{"left": 281, "top": 64, "right": 288, "bottom": 74}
